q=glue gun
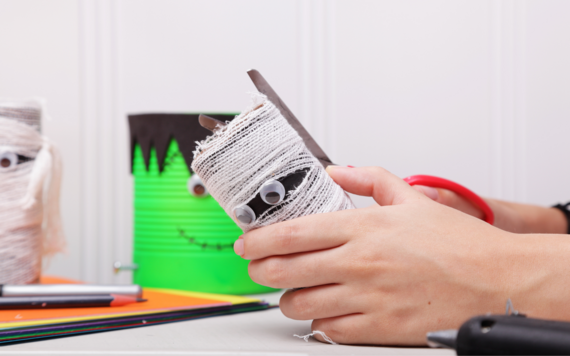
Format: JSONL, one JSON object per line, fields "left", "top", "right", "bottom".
{"left": 427, "top": 314, "right": 570, "bottom": 355}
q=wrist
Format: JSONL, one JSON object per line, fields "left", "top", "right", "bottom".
{"left": 499, "top": 233, "right": 570, "bottom": 319}
{"left": 485, "top": 199, "right": 567, "bottom": 234}
{"left": 485, "top": 199, "right": 526, "bottom": 233}
{"left": 551, "top": 204, "right": 570, "bottom": 234}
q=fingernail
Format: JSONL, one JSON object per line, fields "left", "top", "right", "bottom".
{"left": 417, "top": 185, "right": 439, "bottom": 201}
{"left": 326, "top": 165, "right": 352, "bottom": 173}
{"left": 234, "top": 239, "right": 244, "bottom": 256}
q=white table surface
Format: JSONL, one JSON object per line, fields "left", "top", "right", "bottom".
{"left": 0, "top": 291, "right": 454, "bottom": 356}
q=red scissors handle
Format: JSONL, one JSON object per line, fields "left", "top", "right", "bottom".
{"left": 403, "top": 175, "right": 494, "bottom": 225}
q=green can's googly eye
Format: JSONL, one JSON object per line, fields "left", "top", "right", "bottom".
{"left": 187, "top": 174, "right": 209, "bottom": 198}
{"left": 234, "top": 204, "right": 256, "bottom": 225}
{"left": 260, "top": 179, "right": 285, "bottom": 205}
{"left": 0, "top": 151, "right": 17, "bottom": 170}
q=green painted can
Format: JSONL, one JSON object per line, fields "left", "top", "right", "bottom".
{"left": 129, "top": 114, "right": 275, "bottom": 295}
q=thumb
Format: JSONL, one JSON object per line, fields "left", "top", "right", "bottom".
{"left": 326, "top": 166, "right": 425, "bottom": 206}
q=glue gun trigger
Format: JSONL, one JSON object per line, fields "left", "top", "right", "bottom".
{"left": 199, "top": 114, "right": 227, "bottom": 132}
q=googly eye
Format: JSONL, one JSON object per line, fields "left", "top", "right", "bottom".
{"left": 260, "top": 179, "right": 285, "bottom": 205}
{"left": 187, "top": 174, "right": 209, "bottom": 197}
{"left": 234, "top": 204, "right": 256, "bottom": 225}
{"left": 0, "top": 152, "right": 17, "bottom": 170}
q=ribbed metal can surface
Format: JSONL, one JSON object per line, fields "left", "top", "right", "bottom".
{"left": 133, "top": 139, "right": 275, "bottom": 294}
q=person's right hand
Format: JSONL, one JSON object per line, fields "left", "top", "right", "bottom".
{"left": 413, "top": 185, "right": 567, "bottom": 234}
{"left": 238, "top": 166, "right": 570, "bottom": 345}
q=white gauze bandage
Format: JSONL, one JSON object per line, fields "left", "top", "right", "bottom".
{"left": 192, "top": 92, "right": 354, "bottom": 232}
{"left": 0, "top": 99, "right": 65, "bottom": 284}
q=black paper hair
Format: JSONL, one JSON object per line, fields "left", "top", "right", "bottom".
{"left": 128, "top": 113, "right": 235, "bottom": 173}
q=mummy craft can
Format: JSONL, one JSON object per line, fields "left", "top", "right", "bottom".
{"left": 0, "top": 99, "right": 64, "bottom": 284}
{"left": 129, "top": 114, "right": 275, "bottom": 294}
{"left": 192, "top": 92, "right": 355, "bottom": 232}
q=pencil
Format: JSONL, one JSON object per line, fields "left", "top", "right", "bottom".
{"left": 0, "top": 294, "right": 146, "bottom": 309}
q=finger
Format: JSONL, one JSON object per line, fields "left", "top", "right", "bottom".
{"left": 240, "top": 208, "right": 358, "bottom": 260}
{"left": 436, "top": 188, "right": 484, "bottom": 219}
{"left": 280, "top": 284, "right": 363, "bottom": 320}
{"left": 413, "top": 185, "right": 485, "bottom": 219}
{"left": 310, "top": 314, "right": 368, "bottom": 345}
{"left": 413, "top": 185, "right": 439, "bottom": 201}
{"left": 326, "top": 166, "right": 425, "bottom": 206}
{"left": 312, "top": 314, "right": 429, "bottom": 346}
{"left": 413, "top": 184, "right": 485, "bottom": 219}
{"left": 248, "top": 247, "right": 347, "bottom": 288}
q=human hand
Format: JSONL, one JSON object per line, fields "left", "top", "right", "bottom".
{"left": 413, "top": 185, "right": 567, "bottom": 234}
{"left": 235, "top": 166, "right": 523, "bottom": 345}
{"left": 412, "top": 185, "right": 484, "bottom": 220}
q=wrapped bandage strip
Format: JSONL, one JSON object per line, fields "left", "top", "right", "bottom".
{"left": 192, "top": 92, "right": 354, "bottom": 232}
{"left": 0, "top": 99, "right": 64, "bottom": 284}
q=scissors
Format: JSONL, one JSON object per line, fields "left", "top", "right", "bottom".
{"left": 199, "top": 70, "right": 494, "bottom": 225}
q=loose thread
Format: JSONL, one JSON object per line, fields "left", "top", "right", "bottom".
{"left": 293, "top": 330, "right": 338, "bottom": 345}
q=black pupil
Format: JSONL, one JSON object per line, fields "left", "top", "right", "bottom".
{"left": 265, "top": 191, "right": 280, "bottom": 204}
{"left": 193, "top": 184, "right": 205, "bottom": 196}
{"left": 0, "top": 158, "right": 11, "bottom": 168}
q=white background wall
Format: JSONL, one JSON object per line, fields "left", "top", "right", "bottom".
{"left": 0, "top": 0, "right": 568, "bottom": 283}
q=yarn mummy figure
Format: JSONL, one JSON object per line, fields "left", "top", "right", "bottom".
{"left": 192, "top": 92, "right": 355, "bottom": 233}
{"left": 0, "top": 99, "right": 65, "bottom": 284}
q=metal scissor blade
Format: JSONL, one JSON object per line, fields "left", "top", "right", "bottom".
{"left": 247, "top": 69, "right": 334, "bottom": 168}
{"left": 199, "top": 114, "right": 227, "bottom": 132}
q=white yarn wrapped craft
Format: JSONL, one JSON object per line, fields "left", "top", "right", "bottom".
{"left": 0, "top": 99, "right": 65, "bottom": 284}
{"left": 192, "top": 92, "right": 355, "bottom": 233}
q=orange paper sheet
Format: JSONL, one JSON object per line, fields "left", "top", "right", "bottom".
{"left": 0, "top": 276, "right": 257, "bottom": 329}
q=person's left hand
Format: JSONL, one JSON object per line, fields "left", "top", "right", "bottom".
{"left": 413, "top": 185, "right": 568, "bottom": 234}
{"left": 232, "top": 166, "right": 539, "bottom": 346}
